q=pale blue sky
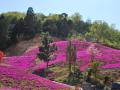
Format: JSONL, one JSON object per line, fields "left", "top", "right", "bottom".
{"left": 0, "top": 0, "right": 120, "bottom": 30}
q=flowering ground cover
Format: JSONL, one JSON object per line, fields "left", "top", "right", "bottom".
{"left": 1, "top": 40, "right": 120, "bottom": 89}
{"left": 3, "top": 55, "right": 36, "bottom": 72}
{"left": 0, "top": 65, "right": 70, "bottom": 90}
{"left": 36, "top": 40, "right": 120, "bottom": 71}
{"left": 0, "top": 43, "right": 71, "bottom": 89}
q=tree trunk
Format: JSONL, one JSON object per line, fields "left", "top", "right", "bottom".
{"left": 68, "top": 62, "right": 72, "bottom": 83}
{"left": 46, "top": 61, "right": 49, "bottom": 69}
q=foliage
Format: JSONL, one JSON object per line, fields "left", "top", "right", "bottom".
{"left": 90, "top": 61, "right": 101, "bottom": 78}
{"left": 10, "top": 7, "right": 42, "bottom": 43}
{"left": 87, "top": 43, "right": 102, "bottom": 78}
{"left": 86, "top": 21, "right": 120, "bottom": 48}
{"left": 3, "top": 12, "right": 25, "bottom": 20}
{"left": 71, "top": 13, "right": 91, "bottom": 34}
{"left": 66, "top": 41, "right": 82, "bottom": 85}
{"left": 0, "top": 66, "right": 70, "bottom": 90}
{"left": 23, "top": 7, "right": 37, "bottom": 39}
{"left": 10, "top": 18, "right": 24, "bottom": 42}
{"left": 0, "top": 15, "right": 10, "bottom": 50}
{"left": 37, "top": 32, "right": 57, "bottom": 69}
{"left": 66, "top": 41, "right": 80, "bottom": 84}
{"left": 0, "top": 7, "right": 120, "bottom": 50}
{"left": 1, "top": 40, "right": 120, "bottom": 88}
{"left": 67, "top": 33, "right": 85, "bottom": 41}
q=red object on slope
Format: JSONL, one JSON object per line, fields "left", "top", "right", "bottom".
{"left": 0, "top": 51, "right": 5, "bottom": 60}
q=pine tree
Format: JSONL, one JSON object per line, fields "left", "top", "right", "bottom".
{"left": 38, "top": 32, "right": 57, "bottom": 69}
{"left": 24, "top": 7, "right": 36, "bottom": 39}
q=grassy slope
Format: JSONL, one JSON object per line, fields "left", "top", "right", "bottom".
{"left": 6, "top": 35, "right": 41, "bottom": 56}
{"left": 6, "top": 35, "right": 61, "bottom": 56}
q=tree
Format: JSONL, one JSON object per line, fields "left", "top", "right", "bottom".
{"left": 66, "top": 41, "right": 77, "bottom": 83}
{"left": 71, "top": 13, "right": 82, "bottom": 24}
{"left": 24, "top": 7, "right": 36, "bottom": 39}
{"left": 56, "top": 13, "right": 70, "bottom": 38}
{"left": 85, "top": 20, "right": 120, "bottom": 49}
{"left": 0, "top": 15, "right": 10, "bottom": 50}
{"left": 67, "top": 19, "right": 74, "bottom": 34}
{"left": 89, "top": 21, "right": 109, "bottom": 42}
{"left": 90, "top": 61, "right": 101, "bottom": 78}
{"left": 38, "top": 32, "right": 57, "bottom": 69}
{"left": 42, "top": 19, "right": 58, "bottom": 36}
{"left": 87, "top": 43, "right": 101, "bottom": 78}
{"left": 70, "top": 13, "right": 90, "bottom": 34}
{"left": 35, "top": 20, "right": 42, "bottom": 33}
{"left": 10, "top": 18, "right": 24, "bottom": 42}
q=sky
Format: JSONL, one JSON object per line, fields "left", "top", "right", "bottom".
{"left": 0, "top": 0, "right": 120, "bottom": 30}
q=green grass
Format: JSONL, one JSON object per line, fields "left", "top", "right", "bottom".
{"left": 35, "top": 58, "right": 41, "bottom": 65}
{"left": 47, "top": 62, "right": 81, "bottom": 85}
{"left": 0, "top": 82, "right": 4, "bottom": 88}
{"left": 47, "top": 63, "right": 69, "bottom": 83}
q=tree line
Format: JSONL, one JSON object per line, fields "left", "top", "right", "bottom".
{"left": 0, "top": 7, "right": 120, "bottom": 50}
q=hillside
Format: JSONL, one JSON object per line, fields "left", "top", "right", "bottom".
{"left": 1, "top": 39, "right": 120, "bottom": 89}
{"left": 6, "top": 35, "right": 61, "bottom": 56}
{"left": 6, "top": 35, "right": 41, "bottom": 56}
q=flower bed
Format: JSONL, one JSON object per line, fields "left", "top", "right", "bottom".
{"left": 0, "top": 65, "right": 70, "bottom": 90}
{"left": 1, "top": 40, "right": 120, "bottom": 89}
{"left": 37, "top": 40, "right": 120, "bottom": 71}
